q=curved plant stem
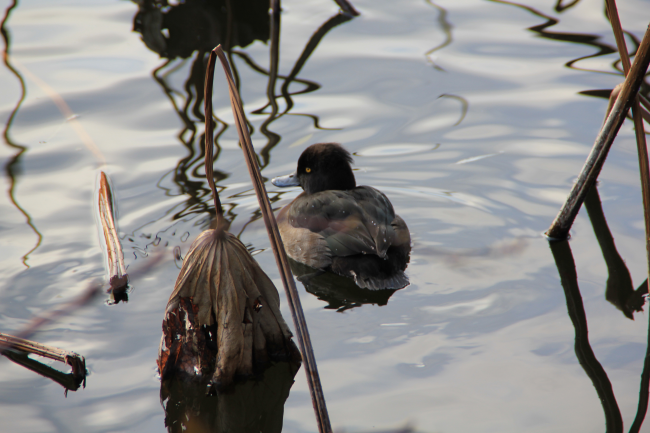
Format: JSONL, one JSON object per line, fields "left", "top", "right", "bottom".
{"left": 205, "top": 45, "right": 332, "bottom": 433}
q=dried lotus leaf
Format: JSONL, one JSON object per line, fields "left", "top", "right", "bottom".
{"left": 159, "top": 229, "right": 300, "bottom": 388}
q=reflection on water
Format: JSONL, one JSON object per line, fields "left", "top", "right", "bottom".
{"left": 493, "top": 0, "right": 650, "bottom": 101}
{"left": 161, "top": 362, "right": 297, "bottom": 433}
{"left": 131, "top": 0, "right": 386, "bottom": 304}
{"left": 492, "top": 0, "right": 617, "bottom": 73}
{"left": 288, "top": 258, "right": 397, "bottom": 311}
{"left": 549, "top": 238, "right": 623, "bottom": 432}
{"left": 133, "top": 0, "right": 260, "bottom": 222}
{"left": 584, "top": 185, "right": 648, "bottom": 319}
{"left": 424, "top": 0, "right": 453, "bottom": 72}
{"left": 2, "top": 0, "right": 650, "bottom": 431}
{"left": 133, "top": 0, "right": 270, "bottom": 59}
{"left": 1, "top": 0, "right": 41, "bottom": 267}
{"left": 549, "top": 182, "right": 650, "bottom": 432}
{"left": 133, "top": 0, "right": 353, "bottom": 228}
{"left": 133, "top": 2, "right": 363, "bottom": 428}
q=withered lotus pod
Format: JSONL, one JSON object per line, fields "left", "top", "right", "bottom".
{"left": 158, "top": 228, "right": 301, "bottom": 389}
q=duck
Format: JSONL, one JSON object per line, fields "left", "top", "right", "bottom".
{"left": 271, "top": 142, "right": 411, "bottom": 290}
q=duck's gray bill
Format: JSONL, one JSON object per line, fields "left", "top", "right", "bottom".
{"left": 272, "top": 172, "right": 300, "bottom": 188}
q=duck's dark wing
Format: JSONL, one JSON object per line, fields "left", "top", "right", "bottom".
{"left": 277, "top": 205, "right": 332, "bottom": 269}
{"left": 287, "top": 186, "right": 400, "bottom": 258}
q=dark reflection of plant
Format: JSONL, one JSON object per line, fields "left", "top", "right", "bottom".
{"left": 237, "top": 10, "right": 353, "bottom": 166}
{"left": 424, "top": 0, "right": 454, "bottom": 72}
{"left": 549, "top": 184, "right": 650, "bottom": 431}
{"left": 133, "top": 0, "right": 270, "bottom": 223}
{"left": 549, "top": 239, "right": 623, "bottom": 432}
{"left": 160, "top": 362, "right": 297, "bottom": 433}
{"left": 490, "top": 0, "right": 649, "bottom": 101}
{"left": 132, "top": 0, "right": 353, "bottom": 228}
{"left": 584, "top": 185, "right": 648, "bottom": 319}
{"left": 423, "top": 1, "right": 470, "bottom": 130}
{"left": 554, "top": 0, "right": 581, "bottom": 13}
{"left": 633, "top": 321, "right": 650, "bottom": 433}
{"left": 1, "top": 0, "right": 43, "bottom": 268}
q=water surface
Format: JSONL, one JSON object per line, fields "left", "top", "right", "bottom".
{"left": 1, "top": 0, "right": 650, "bottom": 431}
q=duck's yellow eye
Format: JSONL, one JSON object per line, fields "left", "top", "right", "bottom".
{"left": 305, "top": 167, "right": 311, "bottom": 173}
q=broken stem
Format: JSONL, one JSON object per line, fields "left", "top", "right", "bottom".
{"left": 98, "top": 172, "right": 128, "bottom": 301}
{"left": 545, "top": 24, "right": 650, "bottom": 240}
{"left": 0, "top": 333, "right": 86, "bottom": 382}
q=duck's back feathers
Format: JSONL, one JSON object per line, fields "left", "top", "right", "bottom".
{"left": 279, "top": 186, "right": 411, "bottom": 289}
{"left": 287, "top": 186, "right": 402, "bottom": 257}
{"left": 277, "top": 206, "right": 332, "bottom": 270}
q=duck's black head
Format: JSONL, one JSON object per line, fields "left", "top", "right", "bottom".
{"left": 273, "top": 143, "right": 357, "bottom": 194}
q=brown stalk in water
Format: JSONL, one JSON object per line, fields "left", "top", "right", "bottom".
{"left": 603, "top": 4, "right": 650, "bottom": 431}
{"left": 97, "top": 172, "right": 128, "bottom": 303}
{"left": 208, "top": 45, "right": 332, "bottom": 433}
{"left": 0, "top": 282, "right": 101, "bottom": 393}
{"left": 605, "top": 0, "right": 650, "bottom": 280}
{"left": 545, "top": 24, "right": 650, "bottom": 240}
{"left": 0, "top": 333, "right": 86, "bottom": 391}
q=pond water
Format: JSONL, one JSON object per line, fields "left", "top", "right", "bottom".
{"left": 2, "top": 0, "right": 650, "bottom": 431}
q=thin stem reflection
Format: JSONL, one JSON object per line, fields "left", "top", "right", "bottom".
{"left": 132, "top": 0, "right": 357, "bottom": 242}
{"left": 549, "top": 239, "right": 623, "bottom": 432}
{"left": 1, "top": 0, "right": 43, "bottom": 268}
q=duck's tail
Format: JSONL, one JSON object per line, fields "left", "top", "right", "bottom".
{"left": 330, "top": 244, "right": 411, "bottom": 291}
{"left": 351, "top": 270, "right": 409, "bottom": 291}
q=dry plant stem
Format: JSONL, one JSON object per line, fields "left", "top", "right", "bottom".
{"left": 203, "top": 53, "right": 224, "bottom": 227}
{"left": 98, "top": 172, "right": 127, "bottom": 289}
{"left": 208, "top": 45, "right": 332, "bottom": 433}
{"left": 633, "top": 103, "right": 650, "bottom": 260}
{"left": 545, "top": 23, "right": 650, "bottom": 240}
{"left": 0, "top": 333, "right": 86, "bottom": 381}
{"left": 605, "top": 0, "right": 631, "bottom": 73}
{"left": 605, "top": 1, "right": 650, "bottom": 276}
{"left": 605, "top": 4, "right": 650, "bottom": 431}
